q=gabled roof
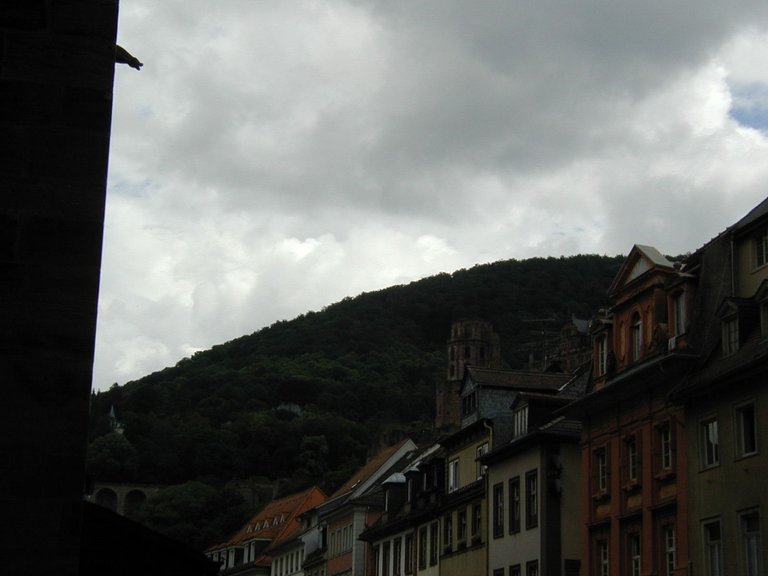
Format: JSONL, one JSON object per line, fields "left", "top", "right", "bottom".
{"left": 211, "top": 486, "right": 326, "bottom": 552}
{"left": 462, "top": 366, "right": 571, "bottom": 394}
{"left": 608, "top": 244, "right": 676, "bottom": 297}
{"left": 328, "top": 439, "right": 417, "bottom": 501}
{"left": 402, "top": 442, "right": 443, "bottom": 475}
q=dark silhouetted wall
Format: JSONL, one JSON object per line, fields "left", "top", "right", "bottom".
{"left": 0, "top": 1, "right": 118, "bottom": 574}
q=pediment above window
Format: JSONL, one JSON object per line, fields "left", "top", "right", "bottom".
{"left": 608, "top": 245, "right": 676, "bottom": 297}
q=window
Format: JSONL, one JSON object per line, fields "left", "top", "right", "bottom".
{"left": 703, "top": 520, "right": 723, "bottom": 576}
{"left": 526, "top": 560, "right": 539, "bottom": 576}
{"left": 418, "top": 528, "right": 427, "bottom": 570}
{"left": 596, "top": 446, "right": 609, "bottom": 493}
{"left": 382, "top": 542, "right": 390, "bottom": 576}
{"left": 631, "top": 312, "right": 642, "bottom": 362}
{"left": 701, "top": 417, "right": 719, "bottom": 468}
{"left": 513, "top": 406, "right": 528, "bottom": 438}
{"left": 471, "top": 502, "right": 482, "bottom": 542}
{"left": 404, "top": 534, "right": 414, "bottom": 574}
{"left": 525, "top": 470, "right": 538, "bottom": 529}
{"left": 393, "top": 538, "right": 402, "bottom": 576}
{"left": 722, "top": 316, "right": 739, "bottom": 356}
{"left": 736, "top": 402, "right": 758, "bottom": 457}
{"left": 443, "top": 514, "right": 453, "bottom": 552}
{"left": 742, "top": 511, "right": 761, "bottom": 576}
{"left": 462, "top": 391, "right": 478, "bottom": 417}
{"left": 373, "top": 545, "right": 380, "bottom": 576}
{"left": 628, "top": 533, "right": 641, "bottom": 576}
{"left": 509, "top": 476, "right": 521, "bottom": 533}
{"left": 457, "top": 508, "right": 467, "bottom": 545}
{"left": 509, "top": 564, "right": 521, "bottom": 576}
{"left": 673, "top": 291, "right": 686, "bottom": 336}
{"left": 448, "top": 458, "right": 460, "bottom": 492}
{"left": 625, "top": 435, "right": 639, "bottom": 483}
{"left": 660, "top": 425, "right": 673, "bottom": 471}
{"left": 493, "top": 483, "right": 504, "bottom": 538}
{"left": 476, "top": 442, "right": 489, "bottom": 479}
{"left": 664, "top": 525, "right": 676, "bottom": 576}
{"left": 406, "top": 477, "right": 413, "bottom": 503}
{"left": 597, "top": 539, "right": 609, "bottom": 576}
{"left": 754, "top": 228, "right": 768, "bottom": 268}
{"left": 493, "top": 570, "right": 504, "bottom": 576}
{"left": 597, "top": 335, "right": 608, "bottom": 376}
{"left": 429, "top": 522, "right": 438, "bottom": 566}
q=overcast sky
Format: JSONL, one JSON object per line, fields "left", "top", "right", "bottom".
{"left": 94, "top": 0, "right": 768, "bottom": 391}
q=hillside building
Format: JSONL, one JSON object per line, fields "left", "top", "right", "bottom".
{"left": 438, "top": 319, "right": 501, "bottom": 429}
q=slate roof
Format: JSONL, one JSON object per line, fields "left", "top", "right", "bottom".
{"left": 634, "top": 244, "right": 675, "bottom": 268}
{"left": 732, "top": 195, "right": 768, "bottom": 235}
{"left": 464, "top": 366, "right": 571, "bottom": 392}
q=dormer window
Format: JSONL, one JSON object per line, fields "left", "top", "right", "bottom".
{"left": 631, "top": 312, "right": 642, "bottom": 362}
{"left": 513, "top": 406, "right": 528, "bottom": 438}
{"left": 722, "top": 316, "right": 739, "bottom": 356}
{"left": 672, "top": 291, "right": 686, "bottom": 337}
{"left": 462, "top": 390, "right": 478, "bottom": 417}
{"left": 754, "top": 227, "right": 768, "bottom": 269}
{"left": 596, "top": 334, "right": 608, "bottom": 376}
{"left": 407, "top": 477, "right": 413, "bottom": 502}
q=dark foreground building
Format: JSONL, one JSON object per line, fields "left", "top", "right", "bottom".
{"left": 1, "top": 3, "right": 214, "bottom": 574}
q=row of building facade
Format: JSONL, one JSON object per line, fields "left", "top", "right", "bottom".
{"left": 208, "top": 197, "right": 768, "bottom": 576}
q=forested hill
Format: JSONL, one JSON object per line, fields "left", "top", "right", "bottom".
{"left": 88, "top": 254, "right": 623, "bottom": 498}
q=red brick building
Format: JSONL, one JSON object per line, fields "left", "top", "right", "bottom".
{"left": 565, "top": 246, "right": 696, "bottom": 576}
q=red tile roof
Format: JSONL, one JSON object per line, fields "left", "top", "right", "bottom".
{"left": 210, "top": 486, "right": 326, "bottom": 552}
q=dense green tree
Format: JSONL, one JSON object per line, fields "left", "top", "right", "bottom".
{"left": 86, "top": 432, "right": 137, "bottom": 481}
{"left": 135, "top": 481, "right": 250, "bottom": 551}
{"left": 88, "top": 254, "right": 624, "bottom": 544}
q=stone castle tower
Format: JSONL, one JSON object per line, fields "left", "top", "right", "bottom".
{"left": 436, "top": 319, "right": 501, "bottom": 429}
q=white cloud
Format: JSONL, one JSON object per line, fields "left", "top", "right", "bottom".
{"left": 94, "top": 1, "right": 768, "bottom": 389}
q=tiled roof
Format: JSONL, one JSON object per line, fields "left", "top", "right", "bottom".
{"left": 466, "top": 366, "right": 571, "bottom": 391}
{"left": 329, "top": 439, "right": 413, "bottom": 499}
{"left": 210, "top": 486, "right": 326, "bottom": 551}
